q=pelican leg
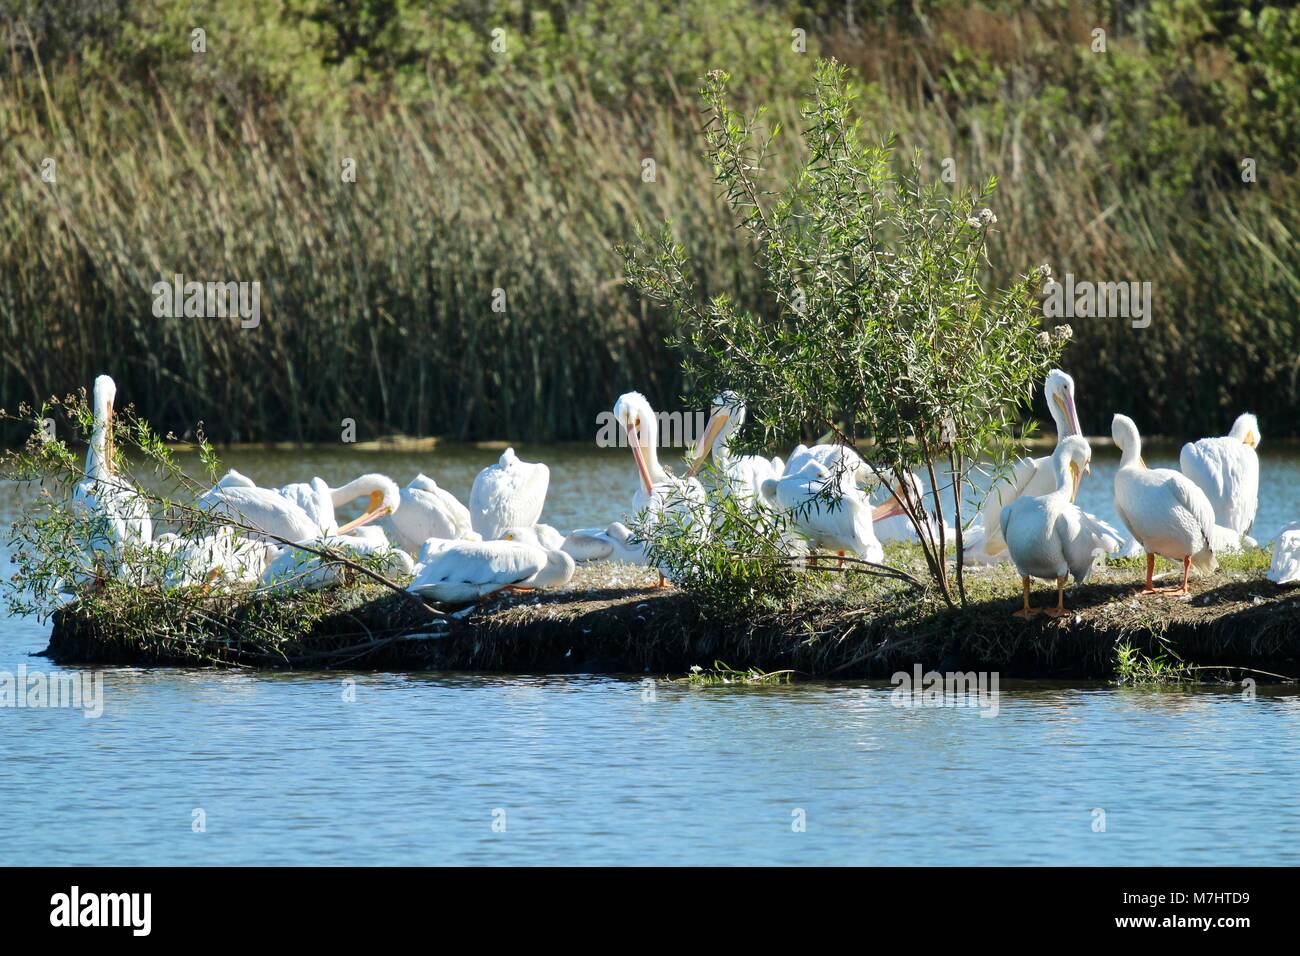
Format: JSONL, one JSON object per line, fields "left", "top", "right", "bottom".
{"left": 1043, "top": 576, "right": 1068, "bottom": 618}
{"left": 1171, "top": 556, "right": 1192, "bottom": 597}
{"left": 1012, "top": 577, "right": 1038, "bottom": 618}
{"left": 657, "top": 573, "right": 667, "bottom": 589}
{"left": 837, "top": 550, "right": 845, "bottom": 569}
{"left": 1141, "top": 552, "right": 1160, "bottom": 594}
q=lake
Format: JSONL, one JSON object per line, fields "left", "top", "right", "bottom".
{"left": 2, "top": 441, "right": 1299, "bottom": 865}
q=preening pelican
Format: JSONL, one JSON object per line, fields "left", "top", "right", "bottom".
{"left": 561, "top": 522, "right": 648, "bottom": 565}
{"left": 70, "top": 375, "right": 153, "bottom": 583}
{"left": 469, "top": 448, "right": 550, "bottom": 541}
{"left": 1179, "top": 413, "right": 1260, "bottom": 535}
{"left": 261, "top": 534, "right": 414, "bottom": 593}
{"left": 1001, "top": 436, "right": 1123, "bottom": 617}
{"left": 276, "top": 473, "right": 401, "bottom": 537}
{"left": 686, "top": 392, "right": 785, "bottom": 508}
{"left": 973, "top": 369, "right": 1084, "bottom": 558}
{"left": 198, "top": 476, "right": 329, "bottom": 544}
{"left": 406, "top": 527, "right": 574, "bottom": 604}
{"left": 380, "top": 473, "right": 475, "bottom": 555}
{"left": 1112, "top": 414, "right": 1217, "bottom": 596}
{"left": 760, "top": 460, "right": 884, "bottom": 563}
{"left": 1267, "top": 522, "right": 1300, "bottom": 586}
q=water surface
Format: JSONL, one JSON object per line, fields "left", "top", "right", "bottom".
{"left": 2, "top": 442, "right": 1299, "bottom": 865}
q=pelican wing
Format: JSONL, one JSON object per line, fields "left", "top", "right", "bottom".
{"left": 469, "top": 450, "right": 550, "bottom": 540}
{"left": 979, "top": 455, "right": 1043, "bottom": 555}
{"left": 197, "top": 485, "right": 320, "bottom": 543}
{"left": 407, "top": 541, "right": 546, "bottom": 601}
{"left": 1180, "top": 437, "right": 1259, "bottom": 534}
{"left": 276, "top": 477, "right": 335, "bottom": 534}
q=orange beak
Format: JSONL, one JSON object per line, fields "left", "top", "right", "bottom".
{"left": 686, "top": 409, "right": 729, "bottom": 478}
{"left": 625, "top": 420, "right": 654, "bottom": 495}
{"left": 336, "top": 490, "right": 391, "bottom": 535}
{"left": 871, "top": 493, "right": 907, "bottom": 522}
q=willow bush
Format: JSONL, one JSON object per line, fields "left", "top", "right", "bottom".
{"left": 624, "top": 61, "right": 1066, "bottom": 606}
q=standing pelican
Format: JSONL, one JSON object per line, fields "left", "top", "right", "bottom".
{"left": 380, "top": 474, "right": 475, "bottom": 554}
{"left": 468, "top": 448, "right": 550, "bottom": 541}
{"left": 1267, "top": 522, "right": 1300, "bottom": 586}
{"left": 70, "top": 375, "right": 153, "bottom": 579}
{"left": 973, "top": 369, "right": 1084, "bottom": 558}
{"left": 614, "top": 391, "right": 707, "bottom": 519}
{"left": 406, "top": 527, "right": 574, "bottom": 604}
{"left": 1112, "top": 414, "right": 1217, "bottom": 596}
{"left": 1001, "top": 436, "right": 1123, "bottom": 617}
{"left": 760, "top": 461, "right": 884, "bottom": 563}
{"left": 686, "top": 391, "right": 785, "bottom": 508}
{"left": 613, "top": 392, "right": 708, "bottom": 585}
{"left": 1179, "top": 413, "right": 1260, "bottom": 535}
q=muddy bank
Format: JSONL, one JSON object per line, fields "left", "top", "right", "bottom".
{"left": 42, "top": 559, "right": 1300, "bottom": 680}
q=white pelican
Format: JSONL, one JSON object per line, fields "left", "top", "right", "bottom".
{"left": 1267, "top": 522, "right": 1300, "bottom": 586}
{"left": 613, "top": 392, "right": 708, "bottom": 584}
{"left": 406, "top": 527, "right": 574, "bottom": 604}
{"left": 1179, "top": 412, "right": 1260, "bottom": 535}
{"left": 275, "top": 474, "right": 400, "bottom": 537}
{"left": 686, "top": 391, "right": 785, "bottom": 508}
{"left": 785, "top": 442, "right": 869, "bottom": 490}
{"left": 261, "top": 534, "right": 414, "bottom": 593}
{"left": 150, "top": 527, "right": 275, "bottom": 589}
{"left": 468, "top": 448, "right": 550, "bottom": 541}
{"left": 380, "top": 473, "right": 475, "bottom": 555}
{"left": 198, "top": 476, "right": 330, "bottom": 544}
{"left": 1001, "top": 436, "right": 1123, "bottom": 617}
{"left": 972, "top": 368, "right": 1084, "bottom": 558}
{"left": 760, "top": 460, "right": 884, "bottom": 563}
{"left": 561, "top": 522, "right": 648, "bottom": 565}
{"left": 70, "top": 375, "right": 153, "bottom": 583}
{"left": 1112, "top": 414, "right": 1217, "bottom": 596}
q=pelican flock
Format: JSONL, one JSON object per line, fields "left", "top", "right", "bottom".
{"left": 57, "top": 372, "right": 1282, "bottom": 615}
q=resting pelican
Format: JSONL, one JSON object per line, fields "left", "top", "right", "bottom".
{"left": 785, "top": 442, "right": 869, "bottom": 490}
{"left": 261, "top": 534, "right": 414, "bottom": 593}
{"left": 561, "top": 522, "right": 648, "bottom": 565}
{"left": 1179, "top": 413, "right": 1260, "bottom": 535}
{"left": 686, "top": 392, "right": 785, "bottom": 507}
{"left": 469, "top": 448, "right": 550, "bottom": 541}
{"left": 1112, "top": 414, "right": 1217, "bottom": 596}
{"left": 973, "top": 369, "right": 1084, "bottom": 558}
{"left": 1001, "top": 436, "right": 1123, "bottom": 617}
{"left": 276, "top": 474, "right": 401, "bottom": 537}
{"left": 151, "top": 527, "right": 275, "bottom": 588}
{"left": 1267, "top": 522, "right": 1300, "bottom": 586}
{"left": 70, "top": 375, "right": 153, "bottom": 584}
{"left": 760, "top": 461, "right": 884, "bottom": 563}
{"left": 406, "top": 527, "right": 574, "bottom": 604}
{"left": 380, "top": 474, "right": 475, "bottom": 554}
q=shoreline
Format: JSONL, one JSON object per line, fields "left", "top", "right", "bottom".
{"left": 43, "top": 557, "right": 1300, "bottom": 681}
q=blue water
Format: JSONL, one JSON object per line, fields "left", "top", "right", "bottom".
{"left": 2, "top": 444, "right": 1299, "bottom": 865}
